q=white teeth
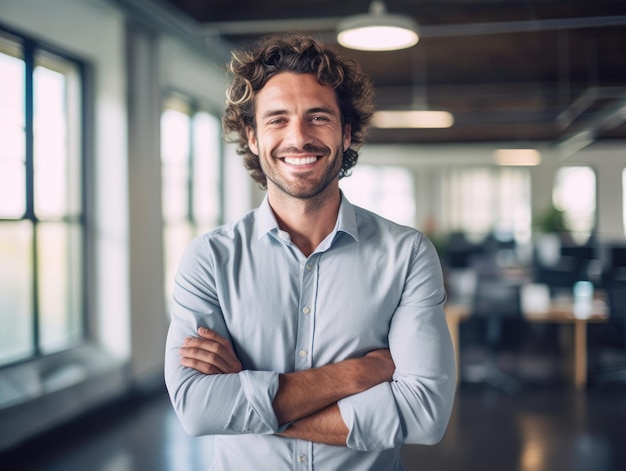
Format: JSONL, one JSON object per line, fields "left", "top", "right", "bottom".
{"left": 284, "top": 156, "right": 318, "bottom": 166}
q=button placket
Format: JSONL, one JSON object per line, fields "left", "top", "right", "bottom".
{"left": 295, "top": 256, "right": 317, "bottom": 370}
{"left": 294, "top": 440, "right": 312, "bottom": 470}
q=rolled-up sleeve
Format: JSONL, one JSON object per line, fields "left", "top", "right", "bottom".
{"left": 338, "top": 234, "right": 456, "bottom": 450}
{"left": 164, "top": 236, "right": 281, "bottom": 437}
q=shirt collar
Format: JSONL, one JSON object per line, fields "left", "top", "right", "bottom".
{"left": 256, "top": 195, "right": 279, "bottom": 240}
{"left": 255, "top": 192, "right": 360, "bottom": 243}
{"left": 336, "top": 191, "right": 359, "bottom": 242}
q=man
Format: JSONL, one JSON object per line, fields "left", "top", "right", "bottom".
{"left": 164, "top": 33, "right": 456, "bottom": 470}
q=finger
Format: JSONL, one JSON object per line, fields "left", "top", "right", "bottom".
{"left": 184, "top": 335, "right": 240, "bottom": 367}
{"left": 197, "top": 327, "right": 236, "bottom": 352}
{"left": 180, "top": 336, "right": 243, "bottom": 373}
{"left": 195, "top": 328, "right": 243, "bottom": 370}
{"left": 179, "top": 345, "right": 237, "bottom": 374}
{"left": 179, "top": 355, "right": 226, "bottom": 375}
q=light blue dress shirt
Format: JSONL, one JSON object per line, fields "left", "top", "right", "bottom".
{"left": 165, "top": 193, "right": 456, "bottom": 470}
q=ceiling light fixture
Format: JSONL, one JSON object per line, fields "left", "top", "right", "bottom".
{"left": 337, "top": 1, "right": 419, "bottom": 51}
{"left": 372, "top": 110, "right": 454, "bottom": 128}
{"left": 371, "top": 48, "right": 453, "bottom": 129}
{"left": 493, "top": 148, "right": 541, "bottom": 166}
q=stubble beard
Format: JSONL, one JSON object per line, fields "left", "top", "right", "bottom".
{"left": 261, "top": 146, "right": 344, "bottom": 203}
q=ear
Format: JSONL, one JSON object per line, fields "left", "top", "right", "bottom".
{"left": 246, "top": 127, "right": 259, "bottom": 155}
{"left": 342, "top": 124, "right": 352, "bottom": 152}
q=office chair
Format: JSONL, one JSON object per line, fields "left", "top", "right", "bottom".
{"left": 461, "top": 277, "right": 523, "bottom": 394}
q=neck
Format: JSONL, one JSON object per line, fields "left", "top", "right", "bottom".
{"left": 268, "top": 188, "right": 341, "bottom": 257}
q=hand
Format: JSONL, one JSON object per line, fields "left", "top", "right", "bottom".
{"left": 179, "top": 327, "right": 243, "bottom": 375}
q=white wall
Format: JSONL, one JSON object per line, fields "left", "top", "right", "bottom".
{"left": 160, "top": 35, "right": 226, "bottom": 111}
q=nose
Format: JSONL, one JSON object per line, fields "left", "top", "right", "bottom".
{"left": 285, "top": 118, "right": 313, "bottom": 149}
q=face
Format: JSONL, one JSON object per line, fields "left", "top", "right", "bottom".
{"left": 247, "top": 72, "right": 351, "bottom": 201}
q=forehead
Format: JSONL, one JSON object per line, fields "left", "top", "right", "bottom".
{"left": 255, "top": 72, "right": 340, "bottom": 112}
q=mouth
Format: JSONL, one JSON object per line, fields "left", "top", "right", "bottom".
{"left": 282, "top": 156, "right": 319, "bottom": 166}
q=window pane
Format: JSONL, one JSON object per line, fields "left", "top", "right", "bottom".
{"left": 192, "top": 111, "right": 220, "bottom": 232}
{"left": 38, "top": 222, "right": 83, "bottom": 354}
{"left": 34, "top": 53, "right": 81, "bottom": 219}
{"left": 553, "top": 167, "right": 596, "bottom": 244}
{"left": 161, "top": 108, "right": 191, "bottom": 222}
{"left": 442, "top": 167, "right": 530, "bottom": 241}
{"left": 0, "top": 221, "right": 34, "bottom": 364}
{"left": 498, "top": 168, "right": 531, "bottom": 243}
{"left": 0, "top": 46, "right": 26, "bottom": 218}
{"left": 0, "top": 28, "right": 86, "bottom": 365}
{"left": 161, "top": 100, "right": 223, "bottom": 312}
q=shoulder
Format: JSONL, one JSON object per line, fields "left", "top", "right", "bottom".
{"left": 352, "top": 204, "right": 422, "bottom": 239}
{"left": 183, "top": 209, "right": 258, "bottom": 260}
{"left": 351, "top": 204, "right": 439, "bottom": 259}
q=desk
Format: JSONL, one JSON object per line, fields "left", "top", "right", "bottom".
{"left": 525, "top": 301, "right": 608, "bottom": 391}
{"left": 445, "top": 299, "right": 608, "bottom": 391}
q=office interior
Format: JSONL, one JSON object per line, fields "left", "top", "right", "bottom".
{"left": 1, "top": 1, "right": 626, "bottom": 470}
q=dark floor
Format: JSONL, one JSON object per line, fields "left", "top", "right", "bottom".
{"left": 2, "top": 380, "right": 626, "bottom": 471}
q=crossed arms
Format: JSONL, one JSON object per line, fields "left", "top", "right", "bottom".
{"left": 165, "top": 233, "right": 456, "bottom": 450}
{"left": 179, "top": 327, "right": 395, "bottom": 446}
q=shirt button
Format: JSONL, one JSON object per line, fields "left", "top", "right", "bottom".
{"left": 299, "top": 349, "right": 308, "bottom": 358}
{"left": 305, "top": 264, "right": 312, "bottom": 271}
{"left": 298, "top": 454, "right": 307, "bottom": 462}
{"left": 302, "top": 306, "right": 310, "bottom": 315}
{"left": 278, "top": 231, "right": 290, "bottom": 242}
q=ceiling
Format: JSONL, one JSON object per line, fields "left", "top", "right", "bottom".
{"left": 145, "top": 0, "right": 626, "bottom": 149}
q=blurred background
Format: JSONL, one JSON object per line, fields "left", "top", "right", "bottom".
{"left": 1, "top": 1, "right": 626, "bottom": 470}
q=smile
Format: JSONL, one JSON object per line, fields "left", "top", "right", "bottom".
{"left": 283, "top": 156, "right": 319, "bottom": 166}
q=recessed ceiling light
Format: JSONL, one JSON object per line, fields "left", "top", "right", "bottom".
{"left": 493, "top": 148, "right": 541, "bottom": 166}
{"left": 371, "top": 110, "right": 454, "bottom": 128}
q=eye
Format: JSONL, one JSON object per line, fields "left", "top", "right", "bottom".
{"left": 311, "top": 115, "right": 330, "bottom": 123}
{"left": 267, "top": 117, "right": 286, "bottom": 126}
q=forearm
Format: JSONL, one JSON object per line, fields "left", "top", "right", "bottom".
{"left": 337, "top": 303, "right": 457, "bottom": 451}
{"left": 272, "top": 349, "right": 394, "bottom": 425}
{"left": 166, "top": 320, "right": 282, "bottom": 437}
{"left": 278, "top": 404, "right": 348, "bottom": 446}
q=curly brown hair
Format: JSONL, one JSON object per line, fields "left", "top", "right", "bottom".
{"left": 222, "top": 33, "right": 375, "bottom": 188}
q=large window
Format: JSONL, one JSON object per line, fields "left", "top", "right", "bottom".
{"left": 0, "top": 29, "right": 85, "bottom": 366}
{"left": 553, "top": 166, "right": 596, "bottom": 244}
{"left": 340, "top": 165, "right": 416, "bottom": 227}
{"left": 161, "top": 94, "right": 221, "bottom": 301}
{"left": 442, "top": 167, "right": 531, "bottom": 242}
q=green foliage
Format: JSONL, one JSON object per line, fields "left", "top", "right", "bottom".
{"left": 534, "top": 205, "right": 569, "bottom": 233}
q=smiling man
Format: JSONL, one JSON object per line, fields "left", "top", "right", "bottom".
{"left": 250, "top": 72, "right": 348, "bottom": 202}
{"left": 164, "top": 33, "right": 456, "bottom": 470}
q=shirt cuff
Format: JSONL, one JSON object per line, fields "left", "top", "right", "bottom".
{"left": 225, "top": 370, "right": 280, "bottom": 434}
{"left": 338, "top": 382, "right": 403, "bottom": 451}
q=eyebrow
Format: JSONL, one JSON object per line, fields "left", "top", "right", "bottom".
{"left": 260, "top": 109, "right": 288, "bottom": 120}
{"left": 307, "top": 106, "right": 337, "bottom": 116}
{"left": 259, "top": 106, "right": 338, "bottom": 120}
